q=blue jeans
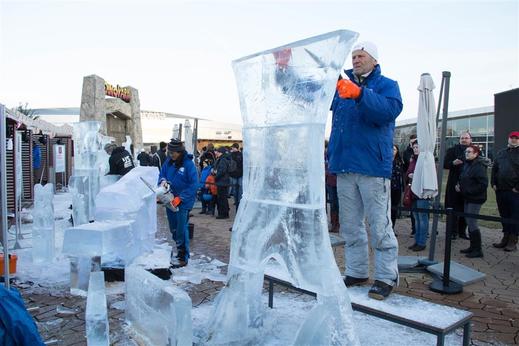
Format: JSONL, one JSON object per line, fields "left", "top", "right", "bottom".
{"left": 166, "top": 207, "right": 190, "bottom": 261}
{"left": 230, "top": 177, "right": 243, "bottom": 207}
{"left": 413, "top": 199, "right": 431, "bottom": 246}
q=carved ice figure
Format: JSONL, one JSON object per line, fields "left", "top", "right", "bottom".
{"left": 183, "top": 120, "right": 194, "bottom": 156}
{"left": 202, "top": 30, "right": 359, "bottom": 345}
{"left": 123, "top": 135, "right": 133, "bottom": 159}
{"left": 32, "top": 183, "right": 55, "bottom": 263}
{"left": 72, "top": 121, "right": 103, "bottom": 221}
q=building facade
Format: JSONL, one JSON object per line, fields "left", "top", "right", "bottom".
{"left": 394, "top": 106, "right": 495, "bottom": 159}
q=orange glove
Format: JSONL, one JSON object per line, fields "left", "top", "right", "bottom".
{"left": 171, "top": 196, "right": 182, "bottom": 208}
{"left": 337, "top": 79, "right": 361, "bottom": 99}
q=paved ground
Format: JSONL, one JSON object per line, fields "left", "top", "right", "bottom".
{"left": 14, "top": 200, "right": 519, "bottom": 345}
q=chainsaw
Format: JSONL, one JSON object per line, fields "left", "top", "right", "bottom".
{"left": 140, "top": 177, "right": 178, "bottom": 212}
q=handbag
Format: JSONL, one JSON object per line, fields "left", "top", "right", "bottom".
{"left": 403, "top": 184, "right": 413, "bottom": 208}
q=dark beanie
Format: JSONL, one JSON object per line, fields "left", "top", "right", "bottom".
{"left": 167, "top": 139, "right": 185, "bottom": 152}
{"left": 159, "top": 141, "right": 167, "bottom": 149}
{"left": 217, "top": 146, "right": 227, "bottom": 154}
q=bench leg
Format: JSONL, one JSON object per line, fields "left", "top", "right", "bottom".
{"left": 268, "top": 280, "right": 274, "bottom": 308}
{"left": 436, "top": 333, "right": 445, "bottom": 346}
{"left": 463, "top": 322, "right": 471, "bottom": 346}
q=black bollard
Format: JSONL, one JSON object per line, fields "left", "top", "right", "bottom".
{"left": 430, "top": 208, "right": 463, "bottom": 294}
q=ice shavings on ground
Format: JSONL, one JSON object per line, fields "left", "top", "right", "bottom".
{"left": 192, "top": 292, "right": 464, "bottom": 346}
{"left": 169, "top": 254, "right": 227, "bottom": 284}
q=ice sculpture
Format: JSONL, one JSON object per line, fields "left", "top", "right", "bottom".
{"left": 86, "top": 271, "right": 109, "bottom": 345}
{"left": 125, "top": 264, "right": 192, "bottom": 346}
{"left": 72, "top": 121, "right": 103, "bottom": 222}
{"left": 202, "top": 30, "right": 359, "bottom": 345}
{"left": 95, "top": 166, "right": 158, "bottom": 255}
{"left": 69, "top": 256, "right": 100, "bottom": 296}
{"left": 69, "top": 176, "right": 88, "bottom": 226}
{"left": 183, "top": 120, "right": 194, "bottom": 155}
{"left": 123, "top": 135, "right": 133, "bottom": 159}
{"left": 32, "top": 183, "right": 55, "bottom": 263}
{"left": 172, "top": 124, "right": 180, "bottom": 140}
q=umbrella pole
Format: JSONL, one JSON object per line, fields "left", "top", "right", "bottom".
{"left": 1, "top": 104, "right": 10, "bottom": 288}
{"left": 421, "top": 71, "right": 451, "bottom": 266}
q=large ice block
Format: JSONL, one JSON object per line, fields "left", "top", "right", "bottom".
{"left": 86, "top": 271, "right": 109, "bottom": 345}
{"left": 32, "top": 184, "right": 55, "bottom": 263}
{"left": 202, "top": 30, "right": 359, "bottom": 345}
{"left": 125, "top": 264, "right": 192, "bottom": 346}
{"left": 63, "top": 220, "right": 137, "bottom": 265}
{"left": 95, "top": 166, "right": 158, "bottom": 253}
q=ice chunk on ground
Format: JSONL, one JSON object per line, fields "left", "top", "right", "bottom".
{"left": 125, "top": 264, "right": 192, "bottom": 346}
{"left": 86, "top": 271, "right": 109, "bottom": 345}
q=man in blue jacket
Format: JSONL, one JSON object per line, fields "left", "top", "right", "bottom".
{"left": 329, "top": 41, "right": 402, "bottom": 300}
{"left": 158, "top": 139, "right": 198, "bottom": 268}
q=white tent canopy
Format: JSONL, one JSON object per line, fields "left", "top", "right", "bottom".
{"left": 411, "top": 73, "right": 438, "bottom": 199}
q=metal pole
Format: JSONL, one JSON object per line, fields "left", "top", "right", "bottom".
{"left": 1, "top": 104, "right": 10, "bottom": 288}
{"left": 430, "top": 207, "right": 462, "bottom": 294}
{"left": 423, "top": 71, "right": 451, "bottom": 265}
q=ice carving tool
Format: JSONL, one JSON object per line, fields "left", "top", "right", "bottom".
{"left": 139, "top": 177, "right": 178, "bottom": 212}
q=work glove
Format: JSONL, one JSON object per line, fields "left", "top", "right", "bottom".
{"left": 172, "top": 196, "right": 182, "bottom": 208}
{"left": 337, "top": 79, "right": 361, "bottom": 99}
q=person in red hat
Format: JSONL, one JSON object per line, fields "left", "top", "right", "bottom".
{"left": 491, "top": 131, "right": 519, "bottom": 252}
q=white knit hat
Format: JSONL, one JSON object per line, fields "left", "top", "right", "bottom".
{"left": 352, "top": 41, "right": 378, "bottom": 61}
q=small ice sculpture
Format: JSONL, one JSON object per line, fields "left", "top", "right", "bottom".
{"left": 123, "top": 135, "right": 132, "bottom": 158}
{"left": 69, "top": 175, "right": 88, "bottom": 226}
{"left": 184, "top": 120, "right": 194, "bottom": 156}
{"left": 125, "top": 264, "right": 192, "bottom": 346}
{"left": 32, "top": 183, "right": 55, "bottom": 263}
{"left": 73, "top": 121, "right": 103, "bottom": 221}
{"left": 172, "top": 124, "right": 180, "bottom": 140}
{"left": 202, "top": 30, "right": 359, "bottom": 345}
{"left": 86, "top": 271, "right": 109, "bottom": 345}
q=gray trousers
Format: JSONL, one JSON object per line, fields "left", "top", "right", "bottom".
{"left": 337, "top": 173, "right": 399, "bottom": 286}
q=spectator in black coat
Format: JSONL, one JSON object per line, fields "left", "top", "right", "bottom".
{"left": 390, "top": 145, "right": 404, "bottom": 229}
{"left": 137, "top": 149, "right": 151, "bottom": 166}
{"left": 214, "top": 147, "right": 230, "bottom": 219}
{"left": 402, "top": 134, "right": 417, "bottom": 173}
{"left": 456, "top": 144, "right": 489, "bottom": 258}
{"left": 444, "top": 132, "right": 472, "bottom": 239}
{"left": 491, "top": 131, "right": 519, "bottom": 252}
{"left": 104, "top": 143, "right": 135, "bottom": 176}
{"left": 152, "top": 141, "right": 167, "bottom": 170}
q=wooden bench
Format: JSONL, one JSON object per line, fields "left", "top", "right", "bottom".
{"left": 264, "top": 234, "right": 473, "bottom": 346}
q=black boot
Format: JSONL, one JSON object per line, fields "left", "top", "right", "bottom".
{"left": 460, "top": 234, "right": 474, "bottom": 254}
{"left": 466, "top": 230, "right": 483, "bottom": 258}
{"left": 493, "top": 232, "right": 509, "bottom": 248}
{"left": 504, "top": 234, "right": 518, "bottom": 252}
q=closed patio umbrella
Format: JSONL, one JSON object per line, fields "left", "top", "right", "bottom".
{"left": 411, "top": 73, "right": 438, "bottom": 199}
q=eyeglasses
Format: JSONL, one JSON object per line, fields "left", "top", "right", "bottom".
{"left": 465, "top": 150, "right": 474, "bottom": 154}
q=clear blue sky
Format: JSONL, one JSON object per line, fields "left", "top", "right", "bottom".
{"left": 1, "top": 0, "right": 517, "bottom": 123}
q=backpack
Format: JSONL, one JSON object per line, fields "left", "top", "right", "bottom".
{"left": 229, "top": 151, "right": 243, "bottom": 178}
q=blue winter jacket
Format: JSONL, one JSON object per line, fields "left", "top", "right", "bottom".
{"left": 32, "top": 146, "right": 41, "bottom": 170}
{"left": 328, "top": 65, "right": 403, "bottom": 178}
{"left": 158, "top": 152, "right": 199, "bottom": 210}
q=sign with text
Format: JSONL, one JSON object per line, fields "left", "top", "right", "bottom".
{"left": 53, "top": 144, "right": 66, "bottom": 173}
{"left": 105, "top": 82, "right": 131, "bottom": 103}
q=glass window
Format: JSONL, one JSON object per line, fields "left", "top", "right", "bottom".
{"left": 469, "top": 115, "right": 487, "bottom": 135}
{"left": 450, "top": 118, "right": 470, "bottom": 136}
{"left": 487, "top": 115, "right": 494, "bottom": 135}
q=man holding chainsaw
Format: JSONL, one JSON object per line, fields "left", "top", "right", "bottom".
{"left": 158, "top": 138, "right": 198, "bottom": 268}
{"left": 328, "top": 41, "right": 402, "bottom": 300}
